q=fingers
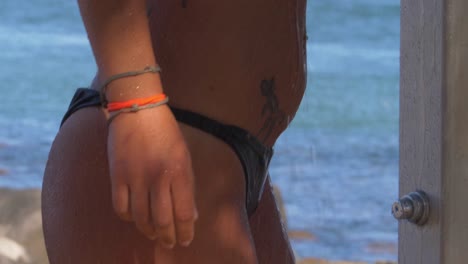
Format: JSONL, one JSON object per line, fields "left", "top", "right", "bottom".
{"left": 110, "top": 143, "right": 197, "bottom": 248}
{"left": 131, "top": 187, "right": 156, "bottom": 240}
{"left": 170, "top": 167, "right": 198, "bottom": 247}
{"left": 111, "top": 182, "right": 132, "bottom": 221}
{"left": 151, "top": 183, "right": 177, "bottom": 249}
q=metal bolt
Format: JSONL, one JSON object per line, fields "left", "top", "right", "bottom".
{"left": 392, "top": 191, "right": 430, "bottom": 226}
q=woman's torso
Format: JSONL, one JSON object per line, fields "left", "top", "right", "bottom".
{"left": 148, "top": 0, "right": 307, "bottom": 146}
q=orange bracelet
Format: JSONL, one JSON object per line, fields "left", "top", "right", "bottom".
{"left": 106, "top": 95, "right": 169, "bottom": 125}
{"left": 107, "top": 94, "right": 167, "bottom": 112}
{"left": 100, "top": 66, "right": 162, "bottom": 107}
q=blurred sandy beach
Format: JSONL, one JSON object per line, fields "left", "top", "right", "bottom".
{"left": 0, "top": 188, "right": 396, "bottom": 264}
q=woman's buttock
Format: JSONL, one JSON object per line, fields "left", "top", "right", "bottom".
{"left": 148, "top": 0, "right": 307, "bottom": 146}
{"left": 43, "top": 106, "right": 259, "bottom": 264}
{"left": 43, "top": 86, "right": 296, "bottom": 263}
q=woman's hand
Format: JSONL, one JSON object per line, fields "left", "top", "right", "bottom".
{"left": 107, "top": 104, "right": 198, "bottom": 249}
{"left": 78, "top": 0, "right": 196, "bottom": 249}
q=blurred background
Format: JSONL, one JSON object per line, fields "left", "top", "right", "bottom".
{"left": 0, "top": 0, "right": 399, "bottom": 263}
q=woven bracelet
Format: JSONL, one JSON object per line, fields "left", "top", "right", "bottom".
{"left": 100, "top": 65, "right": 162, "bottom": 107}
{"left": 107, "top": 97, "right": 169, "bottom": 126}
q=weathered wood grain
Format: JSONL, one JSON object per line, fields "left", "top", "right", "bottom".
{"left": 442, "top": 0, "right": 468, "bottom": 262}
{"left": 399, "top": 0, "right": 444, "bottom": 263}
{"left": 400, "top": 0, "right": 468, "bottom": 263}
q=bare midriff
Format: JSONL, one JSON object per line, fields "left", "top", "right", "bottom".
{"left": 148, "top": 0, "right": 307, "bottom": 146}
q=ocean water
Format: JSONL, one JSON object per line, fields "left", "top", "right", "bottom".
{"left": 0, "top": 0, "right": 399, "bottom": 262}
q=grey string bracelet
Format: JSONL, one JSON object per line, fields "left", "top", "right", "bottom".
{"left": 107, "top": 97, "right": 169, "bottom": 126}
{"left": 100, "top": 65, "right": 162, "bottom": 107}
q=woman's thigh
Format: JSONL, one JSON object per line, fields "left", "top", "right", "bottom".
{"left": 42, "top": 107, "right": 257, "bottom": 264}
{"left": 249, "top": 180, "right": 296, "bottom": 264}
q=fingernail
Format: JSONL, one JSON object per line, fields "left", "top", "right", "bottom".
{"left": 194, "top": 209, "right": 199, "bottom": 220}
{"left": 180, "top": 240, "right": 192, "bottom": 247}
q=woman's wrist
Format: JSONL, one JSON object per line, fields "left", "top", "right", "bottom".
{"left": 94, "top": 70, "right": 165, "bottom": 103}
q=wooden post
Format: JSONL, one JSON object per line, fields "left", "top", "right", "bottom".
{"left": 441, "top": 0, "right": 468, "bottom": 262}
{"left": 400, "top": 0, "right": 468, "bottom": 263}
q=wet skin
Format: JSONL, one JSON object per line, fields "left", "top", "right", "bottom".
{"left": 148, "top": 0, "right": 307, "bottom": 145}
{"left": 42, "top": 0, "right": 307, "bottom": 263}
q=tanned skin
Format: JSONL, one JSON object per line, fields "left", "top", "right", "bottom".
{"left": 42, "top": 0, "right": 307, "bottom": 263}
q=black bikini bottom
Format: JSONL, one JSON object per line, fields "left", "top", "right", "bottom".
{"left": 60, "top": 88, "right": 273, "bottom": 216}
